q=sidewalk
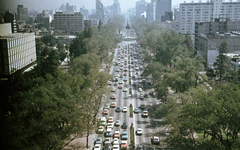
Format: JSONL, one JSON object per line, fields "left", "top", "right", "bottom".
{"left": 63, "top": 134, "right": 95, "bottom": 150}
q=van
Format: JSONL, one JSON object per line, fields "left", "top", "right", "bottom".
{"left": 100, "top": 117, "right": 106, "bottom": 126}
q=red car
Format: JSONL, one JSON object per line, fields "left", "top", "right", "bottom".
{"left": 118, "top": 85, "right": 123, "bottom": 89}
{"left": 103, "top": 109, "right": 108, "bottom": 115}
{"left": 107, "top": 81, "right": 112, "bottom": 85}
{"left": 108, "top": 117, "right": 114, "bottom": 123}
{"left": 110, "top": 102, "right": 116, "bottom": 107}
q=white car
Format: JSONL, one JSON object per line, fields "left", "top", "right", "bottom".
{"left": 94, "top": 144, "right": 101, "bottom": 150}
{"left": 122, "top": 107, "right": 127, "bottom": 112}
{"left": 136, "top": 128, "right": 143, "bottom": 135}
{"left": 97, "top": 126, "right": 104, "bottom": 133}
{"left": 112, "top": 144, "right": 120, "bottom": 150}
{"left": 138, "top": 88, "right": 142, "bottom": 92}
{"left": 123, "top": 87, "right": 128, "bottom": 92}
{"left": 113, "top": 138, "right": 119, "bottom": 145}
{"left": 104, "top": 138, "right": 111, "bottom": 145}
{"left": 119, "top": 80, "right": 123, "bottom": 84}
{"left": 106, "top": 127, "right": 112, "bottom": 132}
{"left": 107, "top": 123, "right": 114, "bottom": 128}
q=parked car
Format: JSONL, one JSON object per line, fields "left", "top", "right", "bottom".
{"left": 122, "top": 122, "right": 127, "bottom": 129}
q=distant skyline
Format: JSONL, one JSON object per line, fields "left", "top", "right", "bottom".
{"left": 1, "top": 0, "right": 236, "bottom": 15}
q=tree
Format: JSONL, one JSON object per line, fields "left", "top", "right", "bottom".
{"left": 161, "top": 84, "right": 240, "bottom": 149}
{"left": 215, "top": 42, "right": 230, "bottom": 81}
{"left": 41, "top": 35, "right": 55, "bottom": 45}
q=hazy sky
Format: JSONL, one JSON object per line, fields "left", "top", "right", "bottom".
{"left": 1, "top": 0, "right": 185, "bottom": 14}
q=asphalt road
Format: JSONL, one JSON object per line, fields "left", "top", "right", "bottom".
{"left": 94, "top": 39, "right": 170, "bottom": 150}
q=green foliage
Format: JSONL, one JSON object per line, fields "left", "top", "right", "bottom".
{"left": 41, "top": 35, "right": 55, "bottom": 46}
{"left": 36, "top": 41, "right": 46, "bottom": 57}
{"left": 130, "top": 104, "right": 133, "bottom": 118}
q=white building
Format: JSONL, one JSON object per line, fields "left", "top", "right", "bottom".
{"left": 0, "top": 23, "right": 36, "bottom": 76}
{"left": 179, "top": 0, "right": 240, "bottom": 34}
{"left": 53, "top": 11, "right": 84, "bottom": 34}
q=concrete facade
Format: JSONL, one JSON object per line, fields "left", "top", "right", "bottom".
{"left": 17, "top": 5, "right": 28, "bottom": 21}
{"left": 156, "top": 0, "right": 172, "bottom": 20}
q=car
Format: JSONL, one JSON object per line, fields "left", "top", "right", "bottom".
{"left": 136, "top": 72, "right": 139, "bottom": 75}
{"left": 112, "top": 144, "right": 120, "bottom": 150}
{"left": 134, "top": 108, "right": 140, "bottom": 113}
{"left": 151, "top": 135, "right": 160, "bottom": 145}
{"left": 118, "top": 85, "right": 123, "bottom": 89}
{"left": 115, "top": 106, "right": 121, "bottom": 112}
{"left": 135, "top": 67, "right": 139, "bottom": 70}
{"left": 97, "top": 126, "right": 104, "bottom": 133}
{"left": 138, "top": 88, "right": 142, "bottom": 92}
{"left": 107, "top": 81, "right": 112, "bottom": 85}
{"left": 120, "top": 67, "right": 123, "bottom": 70}
{"left": 106, "top": 127, "right": 112, "bottom": 133}
{"left": 114, "top": 82, "right": 118, "bottom": 86}
{"left": 123, "top": 72, "right": 127, "bottom": 76}
{"left": 108, "top": 117, "right": 114, "bottom": 123}
{"left": 115, "top": 69, "right": 119, "bottom": 72}
{"left": 111, "top": 94, "right": 116, "bottom": 99}
{"left": 136, "top": 128, "right": 143, "bottom": 135}
{"left": 123, "top": 77, "right": 127, "bottom": 81}
{"left": 123, "top": 87, "right": 128, "bottom": 92}
{"left": 104, "top": 104, "right": 110, "bottom": 110}
{"left": 122, "top": 122, "right": 127, "bottom": 129}
{"left": 104, "top": 138, "right": 111, "bottom": 145}
{"left": 120, "top": 63, "right": 123, "bottom": 67}
{"left": 104, "top": 144, "right": 111, "bottom": 150}
{"left": 138, "top": 84, "right": 143, "bottom": 88}
{"left": 110, "top": 102, "right": 116, "bottom": 107}
{"left": 119, "top": 80, "right": 123, "bottom": 84}
{"left": 95, "top": 137, "right": 102, "bottom": 144}
{"left": 94, "top": 144, "right": 101, "bottom": 150}
{"left": 147, "top": 80, "right": 151, "bottom": 85}
{"left": 114, "top": 131, "right": 120, "bottom": 138}
{"left": 139, "top": 104, "right": 145, "bottom": 109}
{"left": 120, "top": 74, "right": 123, "bottom": 78}
{"left": 122, "top": 107, "right": 127, "bottom": 112}
{"left": 131, "top": 65, "right": 134, "bottom": 68}
{"left": 121, "top": 140, "right": 128, "bottom": 149}
{"left": 133, "top": 82, "right": 137, "bottom": 86}
{"left": 111, "top": 87, "right": 116, "bottom": 92}
{"left": 124, "top": 68, "right": 128, "bottom": 71}
{"left": 142, "top": 111, "right": 149, "bottom": 117}
{"left": 139, "top": 66, "right": 143, "bottom": 70}
{"left": 107, "top": 122, "right": 114, "bottom": 128}
{"left": 103, "top": 109, "right": 108, "bottom": 115}
{"left": 149, "top": 90, "right": 154, "bottom": 95}
{"left": 114, "top": 77, "right": 118, "bottom": 82}
{"left": 105, "top": 131, "right": 113, "bottom": 137}
{"left": 132, "top": 75, "right": 135, "bottom": 78}
{"left": 115, "top": 120, "right": 121, "bottom": 126}
{"left": 139, "top": 94, "right": 144, "bottom": 99}
{"left": 113, "top": 138, "right": 119, "bottom": 145}
{"left": 144, "top": 93, "right": 148, "bottom": 98}
{"left": 121, "top": 131, "right": 128, "bottom": 140}
{"left": 137, "top": 145, "right": 144, "bottom": 150}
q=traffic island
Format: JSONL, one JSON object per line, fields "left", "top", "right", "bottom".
{"left": 130, "top": 104, "right": 133, "bottom": 118}
{"left": 130, "top": 125, "right": 135, "bottom": 148}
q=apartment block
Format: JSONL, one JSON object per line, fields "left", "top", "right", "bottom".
{"left": 17, "top": 5, "right": 28, "bottom": 21}
{"left": 179, "top": 0, "right": 240, "bottom": 34}
{"left": 53, "top": 11, "right": 84, "bottom": 35}
{"left": 4, "top": 10, "right": 17, "bottom": 33}
{"left": 0, "top": 23, "right": 36, "bottom": 76}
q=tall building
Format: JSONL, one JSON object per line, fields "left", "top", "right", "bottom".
{"left": 156, "top": 0, "right": 172, "bottom": 20}
{"left": 80, "top": 8, "right": 89, "bottom": 20}
{"left": 17, "top": 5, "right": 28, "bottom": 21}
{"left": 4, "top": 10, "right": 17, "bottom": 33}
{"left": 179, "top": 0, "right": 240, "bottom": 34}
{"left": 112, "top": 0, "right": 121, "bottom": 16}
{"left": 66, "top": 3, "right": 76, "bottom": 11}
{"left": 147, "top": 3, "right": 154, "bottom": 22}
{"left": 0, "top": 23, "right": 36, "bottom": 77}
{"left": 96, "top": 0, "right": 104, "bottom": 21}
{"left": 136, "top": 0, "right": 147, "bottom": 17}
{"left": 53, "top": 11, "right": 84, "bottom": 35}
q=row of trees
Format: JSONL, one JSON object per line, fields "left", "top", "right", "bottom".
{"left": 131, "top": 17, "right": 240, "bottom": 149}
{"left": 0, "top": 16, "right": 124, "bottom": 150}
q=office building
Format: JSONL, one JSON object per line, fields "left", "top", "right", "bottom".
{"left": 156, "top": 0, "right": 172, "bottom": 20}
{"left": 17, "top": 5, "right": 28, "bottom": 21}
{"left": 0, "top": 23, "right": 36, "bottom": 77}
{"left": 197, "top": 32, "right": 240, "bottom": 65}
{"left": 4, "top": 10, "right": 17, "bottom": 33}
{"left": 179, "top": 0, "right": 240, "bottom": 35}
{"left": 112, "top": 0, "right": 121, "bottom": 16}
{"left": 66, "top": 3, "right": 76, "bottom": 12}
{"left": 147, "top": 3, "right": 154, "bottom": 22}
{"left": 96, "top": 0, "right": 104, "bottom": 21}
{"left": 161, "top": 11, "right": 173, "bottom": 22}
{"left": 80, "top": 8, "right": 89, "bottom": 20}
{"left": 53, "top": 11, "right": 84, "bottom": 35}
{"left": 136, "top": 0, "right": 147, "bottom": 17}
{"left": 195, "top": 19, "right": 240, "bottom": 50}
